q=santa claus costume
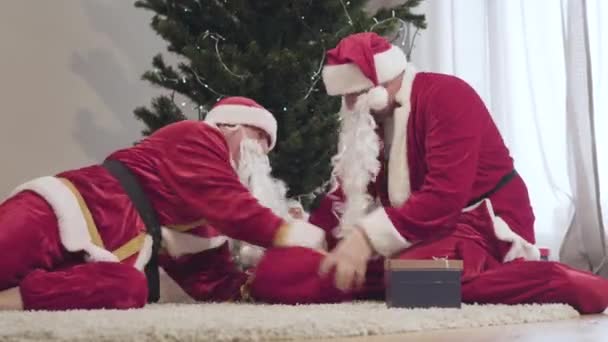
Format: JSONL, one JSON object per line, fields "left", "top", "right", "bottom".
{"left": 247, "top": 32, "right": 608, "bottom": 314}
{"left": 0, "top": 96, "right": 325, "bottom": 311}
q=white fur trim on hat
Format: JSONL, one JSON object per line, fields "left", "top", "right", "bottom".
{"left": 205, "top": 105, "right": 278, "bottom": 150}
{"left": 322, "top": 45, "right": 408, "bottom": 95}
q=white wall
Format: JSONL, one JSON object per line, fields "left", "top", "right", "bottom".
{"left": 0, "top": 1, "right": 175, "bottom": 196}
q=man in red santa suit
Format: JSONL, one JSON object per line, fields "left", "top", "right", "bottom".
{"left": 247, "top": 32, "right": 608, "bottom": 314}
{"left": 0, "top": 96, "right": 326, "bottom": 311}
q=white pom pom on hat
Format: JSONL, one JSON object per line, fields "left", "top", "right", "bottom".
{"left": 366, "top": 86, "right": 389, "bottom": 111}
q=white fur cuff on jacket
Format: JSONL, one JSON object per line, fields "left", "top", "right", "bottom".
{"left": 274, "top": 220, "right": 326, "bottom": 250}
{"left": 357, "top": 207, "right": 411, "bottom": 257}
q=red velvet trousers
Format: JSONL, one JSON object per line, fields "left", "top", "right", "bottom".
{"left": 0, "top": 191, "right": 149, "bottom": 310}
{"left": 250, "top": 223, "right": 608, "bottom": 314}
{"left": 0, "top": 191, "right": 248, "bottom": 311}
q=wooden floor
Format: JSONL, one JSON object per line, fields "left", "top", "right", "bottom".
{"left": 325, "top": 313, "right": 608, "bottom": 342}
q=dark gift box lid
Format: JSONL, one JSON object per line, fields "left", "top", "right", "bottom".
{"left": 385, "top": 259, "right": 464, "bottom": 271}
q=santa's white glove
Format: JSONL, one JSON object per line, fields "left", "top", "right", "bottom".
{"left": 273, "top": 220, "right": 327, "bottom": 251}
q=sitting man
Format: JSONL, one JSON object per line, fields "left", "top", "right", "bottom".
{"left": 246, "top": 32, "right": 608, "bottom": 314}
{"left": 0, "top": 96, "right": 325, "bottom": 311}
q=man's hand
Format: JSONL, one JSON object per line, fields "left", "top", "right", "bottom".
{"left": 318, "top": 226, "right": 374, "bottom": 292}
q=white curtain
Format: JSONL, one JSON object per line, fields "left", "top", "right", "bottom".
{"left": 399, "top": 0, "right": 607, "bottom": 271}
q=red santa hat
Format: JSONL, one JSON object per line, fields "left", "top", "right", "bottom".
{"left": 205, "top": 96, "right": 277, "bottom": 150}
{"left": 322, "top": 32, "right": 408, "bottom": 110}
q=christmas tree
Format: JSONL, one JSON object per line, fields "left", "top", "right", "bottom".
{"left": 133, "top": 0, "right": 426, "bottom": 208}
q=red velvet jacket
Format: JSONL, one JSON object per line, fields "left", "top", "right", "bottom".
{"left": 10, "top": 120, "right": 323, "bottom": 300}
{"left": 310, "top": 65, "right": 539, "bottom": 262}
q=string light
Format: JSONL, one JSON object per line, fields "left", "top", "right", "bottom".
{"left": 300, "top": 54, "right": 325, "bottom": 102}
{"left": 196, "top": 30, "right": 246, "bottom": 79}
{"left": 339, "top": 0, "right": 353, "bottom": 26}
{"left": 187, "top": 65, "right": 227, "bottom": 97}
{"left": 369, "top": 17, "right": 421, "bottom": 58}
{"left": 196, "top": 104, "right": 208, "bottom": 121}
{"left": 152, "top": 68, "right": 224, "bottom": 117}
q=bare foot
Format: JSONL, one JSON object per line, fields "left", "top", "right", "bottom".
{"left": 0, "top": 287, "right": 24, "bottom": 310}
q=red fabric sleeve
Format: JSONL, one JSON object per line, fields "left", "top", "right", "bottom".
{"left": 308, "top": 187, "right": 345, "bottom": 249}
{"left": 158, "top": 122, "right": 284, "bottom": 248}
{"left": 249, "top": 247, "right": 353, "bottom": 304}
{"left": 158, "top": 243, "right": 248, "bottom": 302}
{"left": 386, "top": 79, "right": 487, "bottom": 240}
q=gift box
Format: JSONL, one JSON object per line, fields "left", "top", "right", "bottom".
{"left": 385, "top": 259, "right": 464, "bottom": 309}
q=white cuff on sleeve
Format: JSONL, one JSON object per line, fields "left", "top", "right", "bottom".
{"left": 274, "top": 220, "right": 326, "bottom": 250}
{"left": 357, "top": 207, "right": 411, "bottom": 256}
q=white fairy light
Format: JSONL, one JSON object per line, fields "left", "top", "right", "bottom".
{"left": 197, "top": 30, "right": 246, "bottom": 79}
{"left": 300, "top": 53, "right": 325, "bottom": 102}
{"left": 339, "top": 0, "right": 353, "bottom": 26}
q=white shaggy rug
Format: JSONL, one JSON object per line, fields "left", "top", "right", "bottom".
{"left": 0, "top": 302, "right": 579, "bottom": 341}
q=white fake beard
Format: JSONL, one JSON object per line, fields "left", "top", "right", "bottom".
{"left": 236, "top": 139, "right": 290, "bottom": 219}
{"left": 232, "top": 139, "right": 291, "bottom": 269}
{"left": 330, "top": 97, "right": 382, "bottom": 238}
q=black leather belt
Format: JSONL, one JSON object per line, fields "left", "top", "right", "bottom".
{"left": 467, "top": 169, "right": 518, "bottom": 207}
{"left": 102, "top": 159, "right": 161, "bottom": 303}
